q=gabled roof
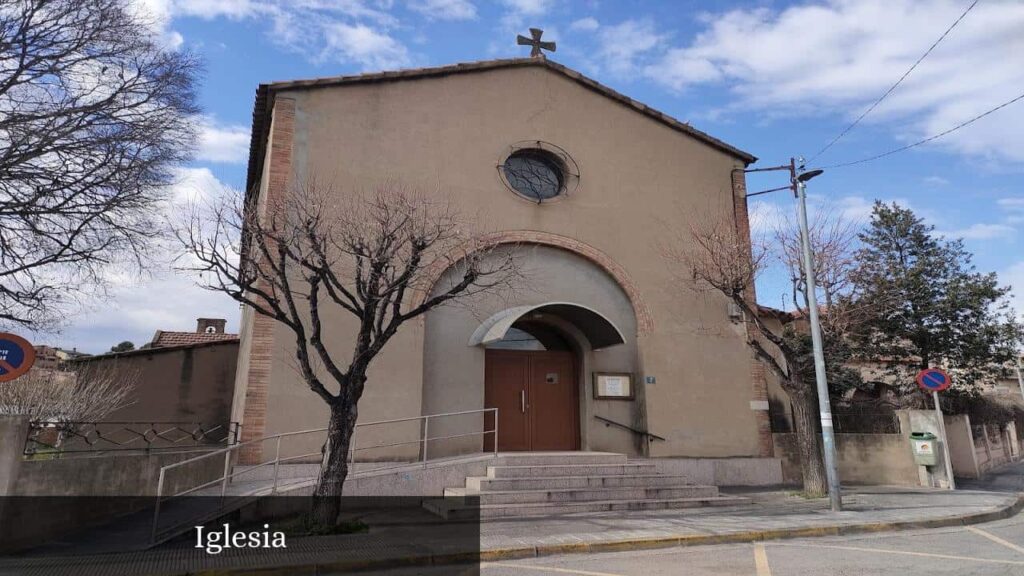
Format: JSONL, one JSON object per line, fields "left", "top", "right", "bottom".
{"left": 150, "top": 330, "right": 239, "bottom": 348}
{"left": 245, "top": 57, "right": 757, "bottom": 196}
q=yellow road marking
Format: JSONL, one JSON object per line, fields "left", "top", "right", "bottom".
{"left": 771, "top": 542, "right": 1024, "bottom": 565}
{"left": 966, "top": 526, "right": 1024, "bottom": 555}
{"left": 753, "top": 543, "right": 772, "bottom": 576}
{"left": 481, "top": 562, "right": 624, "bottom": 576}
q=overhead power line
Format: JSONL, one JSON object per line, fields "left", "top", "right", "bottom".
{"left": 818, "top": 90, "right": 1024, "bottom": 169}
{"left": 807, "top": 0, "right": 980, "bottom": 164}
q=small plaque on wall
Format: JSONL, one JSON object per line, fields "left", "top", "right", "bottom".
{"left": 593, "top": 372, "right": 634, "bottom": 400}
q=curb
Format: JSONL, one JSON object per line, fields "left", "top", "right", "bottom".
{"left": 188, "top": 493, "right": 1024, "bottom": 575}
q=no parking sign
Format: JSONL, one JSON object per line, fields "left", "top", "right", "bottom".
{"left": 916, "top": 368, "right": 951, "bottom": 393}
{"left": 915, "top": 367, "right": 955, "bottom": 490}
{"left": 0, "top": 333, "right": 35, "bottom": 383}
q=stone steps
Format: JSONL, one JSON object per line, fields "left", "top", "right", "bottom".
{"left": 492, "top": 452, "right": 627, "bottom": 466}
{"left": 444, "top": 484, "right": 719, "bottom": 504}
{"left": 487, "top": 463, "right": 657, "bottom": 478}
{"left": 426, "top": 452, "right": 747, "bottom": 520}
{"left": 467, "top": 474, "right": 700, "bottom": 491}
{"left": 426, "top": 495, "right": 750, "bottom": 519}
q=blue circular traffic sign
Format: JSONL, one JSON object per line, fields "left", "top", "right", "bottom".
{"left": 0, "top": 333, "right": 35, "bottom": 382}
{"left": 916, "top": 368, "right": 951, "bottom": 392}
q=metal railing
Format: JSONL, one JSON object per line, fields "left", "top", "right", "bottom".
{"left": 151, "top": 407, "right": 497, "bottom": 544}
{"left": 593, "top": 415, "right": 665, "bottom": 442}
{"left": 23, "top": 421, "right": 238, "bottom": 456}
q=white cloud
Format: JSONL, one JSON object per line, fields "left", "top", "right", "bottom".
{"left": 643, "top": 0, "right": 1024, "bottom": 164}
{"left": 501, "top": 0, "right": 556, "bottom": 17}
{"left": 167, "top": 0, "right": 259, "bottom": 20}
{"left": 594, "top": 19, "right": 667, "bottom": 76}
{"left": 570, "top": 17, "right": 599, "bottom": 32}
{"left": 38, "top": 167, "right": 242, "bottom": 353}
{"left": 138, "top": 0, "right": 410, "bottom": 71}
{"left": 748, "top": 200, "right": 791, "bottom": 236}
{"left": 498, "top": 0, "right": 558, "bottom": 33}
{"left": 408, "top": 0, "right": 476, "bottom": 21}
{"left": 1003, "top": 260, "right": 1024, "bottom": 322}
{"left": 923, "top": 176, "right": 950, "bottom": 186}
{"left": 999, "top": 198, "right": 1024, "bottom": 224}
{"left": 322, "top": 23, "right": 411, "bottom": 69}
{"left": 197, "top": 117, "right": 250, "bottom": 164}
{"left": 936, "top": 223, "right": 1017, "bottom": 241}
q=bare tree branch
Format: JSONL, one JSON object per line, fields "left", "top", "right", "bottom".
{"left": 0, "top": 0, "right": 200, "bottom": 329}
{"left": 177, "top": 177, "right": 521, "bottom": 526}
{"left": 0, "top": 363, "right": 138, "bottom": 423}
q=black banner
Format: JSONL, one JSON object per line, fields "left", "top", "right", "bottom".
{"left": 0, "top": 496, "right": 481, "bottom": 575}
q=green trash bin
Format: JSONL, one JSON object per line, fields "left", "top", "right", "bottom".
{"left": 910, "top": 432, "right": 938, "bottom": 466}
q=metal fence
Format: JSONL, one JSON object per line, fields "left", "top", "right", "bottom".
{"left": 23, "top": 421, "right": 238, "bottom": 456}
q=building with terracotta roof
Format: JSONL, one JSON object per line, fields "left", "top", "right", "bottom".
{"left": 150, "top": 318, "right": 238, "bottom": 348}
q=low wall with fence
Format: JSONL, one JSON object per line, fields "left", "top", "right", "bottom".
{"left": 0, "top": 415, "right": 227, "bottom": 552}
{"left": 952, "top": 418, "right": 1020, "bottom": 479}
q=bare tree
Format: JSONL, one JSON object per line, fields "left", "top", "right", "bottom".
{"left": 663, "top": 210, "right": 862, "bottom": 497}
{"left": 179, "top": 178, "right": 520, "bottom": 526}
{"left": 0, "top": 0, "right": 201, "bottom": 329}
{"left": 0, "top": 364, "right": 137, "bottom": 422}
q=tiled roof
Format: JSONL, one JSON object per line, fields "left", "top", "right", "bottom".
{"left": 151, "top": 331, "right": 239, "bottom": 348}
{"left": 245, "top": 57, "right": 757, "bottom": 198}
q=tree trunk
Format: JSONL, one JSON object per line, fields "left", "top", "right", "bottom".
{"left": 310, "top": 401, "right": 358, "bottom": 527}
{"left": 789, "top": 386, "right": 828, "bottom": 497}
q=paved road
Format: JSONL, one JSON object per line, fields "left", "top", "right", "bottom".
{"left": 349, "top": 513, "right": 1024, "bottom": 575}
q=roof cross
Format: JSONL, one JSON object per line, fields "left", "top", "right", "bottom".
{"left": 517, "top": 28, "right": 555, "bottom": 58}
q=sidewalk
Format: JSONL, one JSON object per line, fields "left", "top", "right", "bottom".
{"left": 2, "top": 464, "right": 1022, "bottom": 576}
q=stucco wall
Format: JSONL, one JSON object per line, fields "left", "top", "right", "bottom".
{"left": 0, "top": 450, "right": 223, "bottom": 553}
{"left": 85, "top": 342, "right": 238, "bottom": 428}
{"left": 423, "top": 244, "right": 642, "bottom": 456}
{"left": 772, "top": 432, "right": 920, "bottom": 486}
{"left": 243, "top": 64, "right": 763, "bottom": 459}
{"left": 14, "top": 451, "right": 223, "bottom": 497}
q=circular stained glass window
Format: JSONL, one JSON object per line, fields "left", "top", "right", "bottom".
{"left": 502, "top": 149, "right": 566, "bottom": 201}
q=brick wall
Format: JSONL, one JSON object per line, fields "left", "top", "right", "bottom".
{"left": 238, "top": 97, "right": 296, "bottom": 464}
{"left": 732, "top": 167, "right": 774, "bottom": 457}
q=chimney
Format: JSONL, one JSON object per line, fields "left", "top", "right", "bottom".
{"left": 196, "top": 318, "right": 226, "bottom": 334}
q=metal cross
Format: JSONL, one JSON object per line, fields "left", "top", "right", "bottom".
{"left": 517, "top": 28, "right": 556, "bottom": 58}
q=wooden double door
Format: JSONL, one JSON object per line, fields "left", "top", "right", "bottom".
{"left": 484, "top": 349, "right": 579, "bottom": 452}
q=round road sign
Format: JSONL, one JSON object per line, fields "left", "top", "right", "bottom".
{"left": 916, "top": 368, "right": 951, "bottom": 393}
{"left": 0, "top": 333, "right": 35, "bottom": 383}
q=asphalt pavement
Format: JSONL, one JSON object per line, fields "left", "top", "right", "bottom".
{"left": 348, "top": 513, "right": 1024, "bottom": 575}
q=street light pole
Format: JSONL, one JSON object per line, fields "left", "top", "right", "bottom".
{"left": 793, "top": 162, "right": 843, "bottom": 512}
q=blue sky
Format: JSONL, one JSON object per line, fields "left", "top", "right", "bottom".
{"left": 43, "top": 0, "right": 1024, "bottom": 353}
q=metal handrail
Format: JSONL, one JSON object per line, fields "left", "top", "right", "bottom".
{"left": 151, "top": 407, "right": 498, "bottom": 544}
{"left": 594, "top": 415, "right": 665, "bottom": 441}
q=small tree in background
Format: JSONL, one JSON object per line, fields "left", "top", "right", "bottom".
{"left": 663, "top": 210, "right": 864, "bottom": 497}
{"left": 0, "top": 0, "right": 201, "bottom": 329}
{"left": 846, "top": 202, "right": 1023, "bottom": 398}
{"left": 110, "top": 341, "right": 135, "bottom": 353}
{"left": 0, "top": 364, "right": 137, "bottom": 423}
{"left": 179, "top": 178, "right": 520, "bottom": 527}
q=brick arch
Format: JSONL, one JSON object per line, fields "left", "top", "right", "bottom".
{"left": 418, "top": 230, "right": 653, "bottom": 335}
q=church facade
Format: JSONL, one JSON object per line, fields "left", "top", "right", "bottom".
{"left": 233, "top": 57, "right": 773, "bottom": 464}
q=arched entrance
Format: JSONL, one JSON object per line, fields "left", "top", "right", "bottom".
{"left": 476, "top": 303, "right": 626, "bottom": 452}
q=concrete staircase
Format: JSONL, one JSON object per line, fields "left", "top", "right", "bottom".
{"left": 425, "top": 452, "right": 747, "bottom": 519}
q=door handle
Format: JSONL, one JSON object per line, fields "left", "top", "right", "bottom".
{"left": 520, "top": 390, "right": 526, "bottom": 414}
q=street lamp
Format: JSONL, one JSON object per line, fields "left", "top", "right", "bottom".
{"left": 794, "top": 164, "right": 843, "bottom": 512}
